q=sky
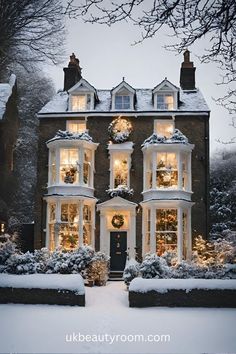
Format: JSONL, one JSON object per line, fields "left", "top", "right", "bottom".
{"left": 45, "top": 17, "right": 235, "bottom": 156}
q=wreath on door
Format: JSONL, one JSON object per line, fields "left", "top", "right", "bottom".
{"left": 111, "top": 214, "right": 124, "bottom": 229}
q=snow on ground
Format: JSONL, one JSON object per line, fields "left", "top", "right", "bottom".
{"left": 130, "top": 278, "right": 236, "bottom": 293}
{"left": 0, "top": 281, "right": 235, "bottom": 354}
{"left": 0, "top": 274, "right": 85, "bottom": 294}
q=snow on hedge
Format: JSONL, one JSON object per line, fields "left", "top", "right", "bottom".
{"left": 129, "top": 278, "right": 236, "bottom": 294}
{"left": 0, "top": 274, "right": 85, "bottom": 294}
{"left": 47, "top": 130, "right": 93, "bottom": 143}
{"left": 0, "top": 74, "right": 16, "bottom": 119}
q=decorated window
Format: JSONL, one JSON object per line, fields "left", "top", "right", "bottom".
{"left": 156, "top": 209, "right": 177, "bottom": 255}
{"left": 156, "top": 153, "right": 178, "bottom": 188}
{"left": 115, "top": 95, "right": 131, "bottom": 109}
{"left": 71, "top": 94, "right": 91, "bottom": 111}
{"left": 113, "top": 153, "right": 129, "bottom": 188}
{"left": 108, "top": 117, "right": 132, "bottom": 143}
{"left": 59, "top": 203, "right": 79, "bottom": 249}
{"left": 157, "top": 93, "right": 174, "bottom": 110}
{"left": 60, "top": 149, "right": 79, "bottom": 184}
{"left": 155, "top": 120, "right": 174, "bottom": 138}
{"left": 67, "top": 120, "right": 86, "bottom": 133}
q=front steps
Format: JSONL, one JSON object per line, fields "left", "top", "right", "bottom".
{"left": 109, "top": 271, "right": 123, "bottom": 281}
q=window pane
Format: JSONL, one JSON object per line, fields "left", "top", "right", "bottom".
{"left": 83, "top": 150, "right": 92, "bottom": 186}
{"left": 50, "top": 150, "right": 56, "bottom": 184}
{"left": 113, "top": 154, "right": 128, "bottom": 188}
{"left": 155, "top": 121, "right": 174, "bottom": 138}
{"left": 60, "top": 149, "right": 78, "bottom": 184}
{"left": 115, "top": 95, "right": 130, "bottom": 109}
{"left": 72, "top": 95, "right": 87, "bottom": 111}
{"left": 157, "top": 94, "right": 174, "bottom": 110}
{"left": 156, "top": 209, "right": 177, "bottom": 255}
{"left": 67, "top": 121, "right": 86, "bottom": 133}
{"left": 156, "top": 153, "right": 178, "bottom": 188}
{"left": 83, "top": 205, "right": 92, "bottom": 245}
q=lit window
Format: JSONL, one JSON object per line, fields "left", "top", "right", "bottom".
{"left": 155, "top": 120, "right": 174, "bottom": 138}
{"left": 60, "top": 203, "right": 79, "bottom": 249}
{"left": 156, "top": 153, "right": 178, "bottom": 189}
{"left": 60, "top": 149, "right": 78, "bottom": 184}
{"left": 156, "top": 209, "right": 177, "bottom": 255}
{"left": 83, "top": 150, "right": 92, "bottom": 186}
{"left": 50, "top": 150, "right": 56, "bottom": 185}
{"left": 83, "top": 205, "right": 92, "bottom": 245}
{"left": 67, "top": 121, "right": 86, "bottom": 133}
{"left": 113, "top": 154, "right": 129, "bottom": 188}
{"left": 115, "top": 95, "right": 130, "bottom": 109}
{"left": 71, "top": 95, "right": 90, "bottom": 111}
{"left": 157, "top": 94, "right": 174, "bottom": 110}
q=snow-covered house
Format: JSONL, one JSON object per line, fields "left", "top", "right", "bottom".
{"left": 0, "top": 74, "right": 18, "bottom": 232}
{"left": 35, "top": 51, "right": 210, "bottom": 271}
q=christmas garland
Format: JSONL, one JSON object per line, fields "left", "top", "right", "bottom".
{"left": 108, "top": 117, "right": 132, "bottom": 143}
{"left": 111, "top": 214, "right": 124, "bottom": 229}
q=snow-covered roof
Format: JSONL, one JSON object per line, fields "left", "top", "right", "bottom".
{"left": 39, "top": 87, "right": 209, "bottom": 114}
{"left": 47, "top": 130, "right": 93, "bottom": 143}
{"left": 0, "top": 74, "right": 16, "bottom": 120}
{"left": 142, "top": 129, "right": 189, "bottom": 147}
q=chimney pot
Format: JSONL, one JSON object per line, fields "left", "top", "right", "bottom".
{"left": 63, "top": 53, "right": 82, "bottom": 91}
{"left": 180, "top": 50, "right": 196, "bottom": 90}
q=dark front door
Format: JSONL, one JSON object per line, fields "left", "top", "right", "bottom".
{"left": 110, "top": 231, "right": 127, "bottom": 271}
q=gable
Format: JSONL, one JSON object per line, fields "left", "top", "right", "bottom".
{"left": 68, "top": 78, "right": 98, "bottom": 98}
{"left": 153, "top": 79, "right": 179, "bottom": 94}
{"left": 111, "top": 80, "right": 135, "bottom": 95}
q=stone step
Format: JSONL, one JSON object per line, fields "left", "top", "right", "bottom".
{"left": 109, "top": 271, "right": 123, "bottom": 281}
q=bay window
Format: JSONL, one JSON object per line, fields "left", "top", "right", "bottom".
{"left": 142, "top": 203, "right": 192, "bottom": 261}
{"left": 47, "top": 200, "right": 94, "bottom": 251}
{"left": 143, "top": 146, "right": 192, "bottom": 194}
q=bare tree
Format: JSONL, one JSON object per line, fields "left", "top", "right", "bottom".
{"left": 0, "top": 0, "right": 65, "bottom": 74}
{"left": 65, "top": 0, "right": 236, "bottom": 113}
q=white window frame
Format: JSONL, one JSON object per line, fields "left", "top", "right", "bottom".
{"left": 115, "top": 95, "right": 131, "bottom": 110}
{"left": 108, "top": 142, "right": 134, "bottom": 190}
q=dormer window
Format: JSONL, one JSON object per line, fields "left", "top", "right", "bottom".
{"left": 115, "top": 95, "right": 131, "bottom": 109}
{"left": 68, "top": 78, "right": 98, "bottom": 111}
{"left": 67, "top": 120, "right": 86, "bottom": 133}
{"left": 71, "top": 94, "right": 90, "bottom": 111}
{"left": 153, "top": 79, "right": 179, "bottom": 111}
{"left": 156, "top": 93, "right": 174, "bottom": 110}
{"left": 111, "top": 80, "right": 135, "bottom": 110}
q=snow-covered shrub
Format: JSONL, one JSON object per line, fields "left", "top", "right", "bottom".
{"left": 161, "top": 250, "right": 177, "bottom": 266}
{"left": 87, "top": 252, "right": 110, "bottom": 284}
{"left": 169, "top": 261, "right": 209, "bottom": 279}
{"left": 123, "top": 258, "right": 140, "bottom": 285}
{"left": 0, "top": 234, "right": 19, "bottom": 271}
{"left": 139, "top": 253, "right": 170, "bottom": 279}
{"left": 33, "top": 248, "right": 51, "bottom": 273}
{"left": 45, "top": 246, "right": 95, "bottom": 274}
{"left": 5, "top": 251, "right": 37, "bottom": 274}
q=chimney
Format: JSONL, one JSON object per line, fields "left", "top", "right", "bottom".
{"left": 63, "top": 53, "right": 82, "bottom": 91}
{"left": 180, "top": 50, "right": 196, "bottom": 90}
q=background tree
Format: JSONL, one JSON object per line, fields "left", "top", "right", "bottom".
{"left": 66, "top": 0, "right": 236, "bottom": 113}
{"left": 210, "top": 149, "right": 236, "bottom": 236}
{"left": 8, "top": 66, "right": 55, "bottom": 230}
{"left": 0, "top": 0, "right": 65, "bottom": 75}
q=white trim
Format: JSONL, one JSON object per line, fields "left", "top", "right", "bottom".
{"left": 97, "top": 197, "right": 137, "bottom": 259}
{"left": 38, "top": 111, "right": 210, "bottom": 119}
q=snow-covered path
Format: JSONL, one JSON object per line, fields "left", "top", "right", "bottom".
{"left": 0, "top": 281, "right": 235, "bottom": 354}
